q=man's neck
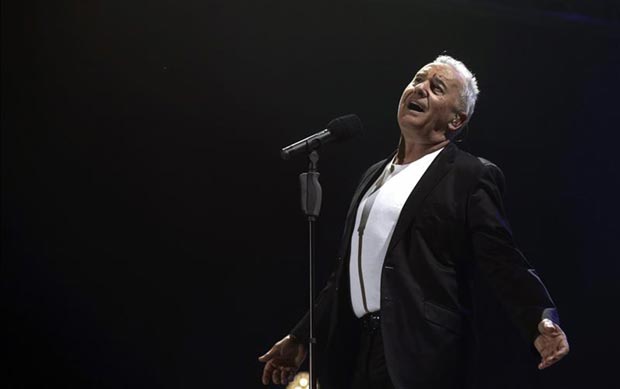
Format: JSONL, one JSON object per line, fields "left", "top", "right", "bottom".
{"left": 396, "top": 135, "right": 449, "bottom": 165}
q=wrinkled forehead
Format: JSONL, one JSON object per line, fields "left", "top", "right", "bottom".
{"left": 415, "top": 63, "right": 463, "bottom": 87}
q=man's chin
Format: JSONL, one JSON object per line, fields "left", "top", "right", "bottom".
{"left": 398, "top": 116, "right": 423, "bottom": 130}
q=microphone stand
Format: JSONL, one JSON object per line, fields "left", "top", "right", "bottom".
{"left": 299, "top": 150, "right": 321, "bottom": 389}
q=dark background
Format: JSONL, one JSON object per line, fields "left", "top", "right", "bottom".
{"left": 2, "top": 1, "right": 619, "bottom": 388}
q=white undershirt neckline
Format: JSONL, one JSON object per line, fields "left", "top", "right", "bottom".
{"left": 349, "top": 147, "right": 444, "bottom": 318}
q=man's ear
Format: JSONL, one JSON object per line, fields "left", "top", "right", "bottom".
{"left": 448, "top": 112, "right": 468, "bottom": 132}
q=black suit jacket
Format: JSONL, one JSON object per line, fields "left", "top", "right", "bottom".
{"left": 291, "top": 142, "right": 558, "bottom": 389}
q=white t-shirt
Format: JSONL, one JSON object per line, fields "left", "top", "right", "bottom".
{"left": 349, "top": 148, "right": 444, "bottom": 318}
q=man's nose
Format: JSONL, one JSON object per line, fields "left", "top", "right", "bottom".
{"left": 413, "top": 82, "right": 428, "bottom": 97}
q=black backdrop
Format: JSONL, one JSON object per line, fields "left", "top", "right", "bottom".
{"left": 2, "top": 1, "right": 619, "bottom": 388}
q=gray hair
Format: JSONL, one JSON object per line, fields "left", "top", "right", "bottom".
{"left": 432, "top": 55, "right": 480, "bottom": 122}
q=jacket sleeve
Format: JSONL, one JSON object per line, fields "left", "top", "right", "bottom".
{"left": 467, "top": 161, "right": 559, "bottom": 345}
{"left": 289, "top": 259, "right": 342, "bottom": 343}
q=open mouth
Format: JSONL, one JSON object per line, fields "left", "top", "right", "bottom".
{"left": 407, "top": 101, "right": 424, "bottom": 112}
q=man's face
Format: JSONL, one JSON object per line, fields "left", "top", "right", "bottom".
{"left": 397, "top": 63, "right": 466, "bottom": 136}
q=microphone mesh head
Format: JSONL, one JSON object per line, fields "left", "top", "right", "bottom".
{"left": 326, "top": 114, "right": 363, "bottom": 141}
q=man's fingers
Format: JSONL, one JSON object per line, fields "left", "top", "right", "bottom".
{"left": 536, "top": 340, "right": 554, "bottom": 363}
{"left": 550, "top": 342, "right": 569, "bottom": 363}
{"left": 540, "top": 354, "right": 559, "bottom": 369}
{"left": 272, "top": 368, "right": 281, "bottom": 385}
{"left": 280, "top": 368, "right": 288, "bottom": 385}
{"left": 538, "top": 338, "right": 569, "bottom": 370}
{"left": 261, "top": 360, "right": 276, "bottom": 385}
{"left": 538, "top": 354, "right": 556, "bottom": 370}
{"left": 538, "top": 319, "right": 557, "bottom": 334}
{"left": 534, "top": 338, "right": 543, "bottom": 353}
{"left": 557, "top": 342, "right": 570, "bottom": 357}
{"left": 537, "top": 319, "right": 547, "bottom": 333}
{"left": 261, "top": 362, "right": 271, "bottom": 385}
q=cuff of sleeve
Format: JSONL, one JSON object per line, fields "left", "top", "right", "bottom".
{"left": 290, "top": 312, "right": 310, "bottom": 344}
{"left": 541, "top": 307, "right": 560, "bottom": 325}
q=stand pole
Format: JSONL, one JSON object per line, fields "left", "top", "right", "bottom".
{"left": 299, "top": 150, "right": 322, "bottom": 389}
{"left": 308, "top": 216, "right": 316, "bottom": 389}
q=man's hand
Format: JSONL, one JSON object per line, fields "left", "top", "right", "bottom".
{"left": 258, "top": 335, "right": 307, "bottom": 385}
{"left": 534, "top": 318, "right": 569, "bottom": 370}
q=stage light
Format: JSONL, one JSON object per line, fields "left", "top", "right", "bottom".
{"left": 286, "top": 371, "right": 310, "bottom": 389}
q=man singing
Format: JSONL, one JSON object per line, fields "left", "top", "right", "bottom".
{"left": 259, "top": 55, "right": 569, "bottom": 389}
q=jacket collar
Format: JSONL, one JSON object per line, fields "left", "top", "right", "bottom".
{"left": 387, "top": 141, "right": 458, "bottom": 251}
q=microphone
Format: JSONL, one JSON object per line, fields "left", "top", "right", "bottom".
{"left": 280, "top": 114, "right": 363, "bottom": 160}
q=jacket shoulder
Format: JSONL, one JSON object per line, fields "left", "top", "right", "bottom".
{"left": 454, "top": 148, "right": 506, "bottom": 193}
{"left": 454, "top": 148, "right": 502, "bottom": 174}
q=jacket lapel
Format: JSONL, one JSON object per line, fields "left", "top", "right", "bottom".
{"left": 387, "top": 142, "right": 458, "bottom": 252}
{"left": 337, "top": 153, "right": 395, "bottom": 258}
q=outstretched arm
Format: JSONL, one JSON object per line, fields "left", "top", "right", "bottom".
{"left": 468, "top": 162, "right": 569, "bottom": 368}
